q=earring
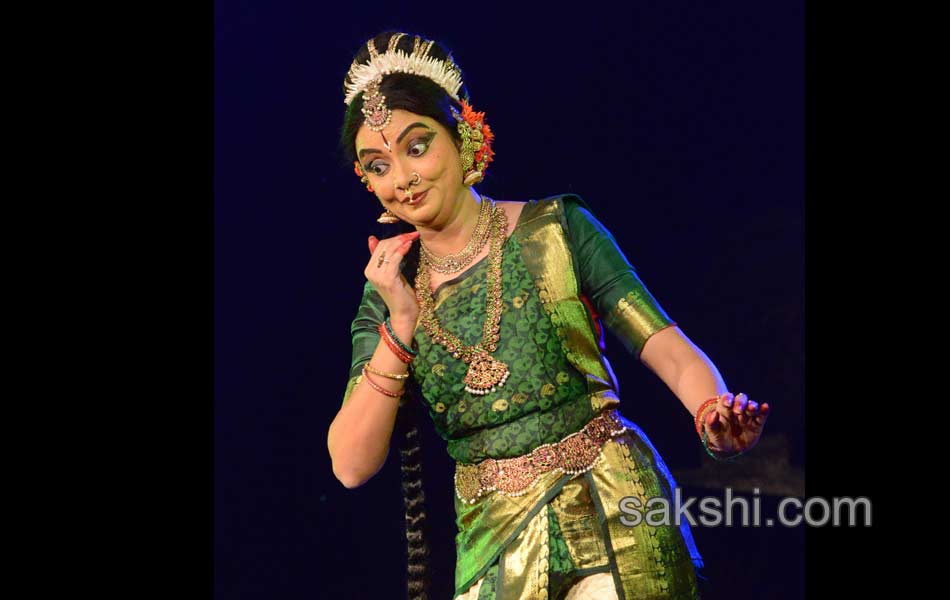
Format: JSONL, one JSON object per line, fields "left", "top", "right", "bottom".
{"left": 353, "top": 160, "right": 374, "bottom": 193}
{"left": 377, "top": 209, "right": 400, "bottom": 224}
{"left": 463, "top": 170, "right": 483, "bottom": 186}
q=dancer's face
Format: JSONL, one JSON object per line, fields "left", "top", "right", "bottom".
{"left": 355, "top": 109, "right": 465, "bottom": 228}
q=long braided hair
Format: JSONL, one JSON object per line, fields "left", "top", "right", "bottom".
{"left": 339, "top": 32, "right": 471, "bottom": 600}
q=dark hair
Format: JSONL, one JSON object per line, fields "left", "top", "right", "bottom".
{"left": 339, "top": 31, "right": 471, "bottom": 600}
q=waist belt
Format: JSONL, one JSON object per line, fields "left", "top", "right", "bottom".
{"left": 454, "top": 409, "right": 629, "bottom": 504}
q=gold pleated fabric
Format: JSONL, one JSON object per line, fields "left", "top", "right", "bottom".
{"left": 586, "top": 427, "right": 700, "bottom": 599}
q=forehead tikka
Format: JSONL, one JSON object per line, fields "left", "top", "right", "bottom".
{"left": 360, "top": 76, "right": 392, "bottom": 132}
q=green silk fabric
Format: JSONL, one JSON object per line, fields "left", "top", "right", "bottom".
{"left": 408, "top": 230, "right": 594, "bottom": 463}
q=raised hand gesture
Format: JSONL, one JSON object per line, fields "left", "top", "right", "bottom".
{"left": 701, "top": 393, "right": 770, "bottom": 458}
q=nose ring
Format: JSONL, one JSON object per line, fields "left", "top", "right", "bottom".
{"left": 404, "top": 172, "right": 422, "bottom": 202}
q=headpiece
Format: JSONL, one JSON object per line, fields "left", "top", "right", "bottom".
{"left": 344, "top": 33, "right": 464, "bottom": 131}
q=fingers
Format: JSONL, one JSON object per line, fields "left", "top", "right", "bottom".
{"left": 394, "top": 231, "right": 421, "bottom": 253}
{"left": 366, "top": 232, "right": 421, "bottom": 277}
{"left": 732, "top": 392, "right": 748, "bottom": 416}
{"left": 738, "top": 395, "right": 768, "bottom": 425}
{"left": 723, "top": 392, "right": 766, "bottom": 427}
{"left": 706, "top": 401, "right": 748, "bottom": 453}
{"left": 704, "top": 393, "right": 769, "bottom": 456}
{"left": 712, "top": 393, "right": 747, "bottom": 442}
{"left": 731, "top": 395, "right": 769, "bottom": 437}
{"left": 734, "top": 393, "right": 750, "bottom": 426}
{"left": 715, "top": 393, "right": 736, "bottom": 428}
{"left": 704, "top": 410, "right": 728, "bottom": 451}
{"left": 705, "top": 409, "right": 723, "bottom": 433}
{"left": 368, "top": 231, "right": 420, "bottom": 257}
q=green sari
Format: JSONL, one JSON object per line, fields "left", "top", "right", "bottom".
{"left": 342, "top": 195, "right": 703, "bottom": 599}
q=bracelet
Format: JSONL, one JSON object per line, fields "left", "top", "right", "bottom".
{"left": 361, "top": 366, "right": 405, "bottom": 397}
{"left": 364, "top": 362, "right": 410, "bottom": 380}
{"left": 694, "top": 397, "right": 721, "bottom": 435}
{"left": 701, "top": 428, "right": 743, "bottom": 462}
{"left": 378, "top": 322, "right": 414, "bottom": 363}
{"left": 384, "top": 318, "right": 417, "bottom": 357}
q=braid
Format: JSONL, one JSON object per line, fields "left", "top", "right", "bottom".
{"left": 395, "top": 380, "right": 430, "bottom": 600}
{"left": 349, "top": 38, "right": 432, "bottom": 592}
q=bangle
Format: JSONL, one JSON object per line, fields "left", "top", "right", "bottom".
{"left": 361, "top": 366, "right": 405, "bottom": 398}
{"left": 384, "top": 318, "right": 417, "bottom": 357}
{"left": 378, "top": 322, "right": 414, "bottom": 363}
{"left": 364, "top": 362, "right": 410, "bottom": 380}
{"left": 701, "top": 428, "right": 743, "bottom": 462}
{"left": 694, "top": 397, "right": 721, "bottom": 435}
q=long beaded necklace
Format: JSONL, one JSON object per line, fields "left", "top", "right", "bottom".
{"left": 416, "top": 198, "right": 510, "bottom": 395}
{"left": 419, "top": 196, "right": 493, "bottom": 274}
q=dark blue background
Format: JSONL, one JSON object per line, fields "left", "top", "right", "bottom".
{"left": 215, "top": 2, "right": 803, "bottom": 598}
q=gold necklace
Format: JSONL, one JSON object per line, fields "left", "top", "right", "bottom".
{"left": 416, "top": 200, "right": 510, "bottom": 395}
{"left": 419, "top": 197, "right": 493, "bottom": 274}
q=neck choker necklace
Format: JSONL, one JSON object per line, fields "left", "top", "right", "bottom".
{"left": 419, "top": 197, "right": 493, "bottom": 275}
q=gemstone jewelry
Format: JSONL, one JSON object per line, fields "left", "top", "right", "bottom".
{"left": 419, "top": 196, "right": 493, "bottom": 274}
{"left": 416, "top": 199, "right": 510, "bottom": 395}
{"left": 453, "top": 410, "right": 629, "bottom": 504}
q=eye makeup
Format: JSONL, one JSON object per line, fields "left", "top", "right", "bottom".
{"left": 362, "top": 131, "right": 437, "bottom": 175}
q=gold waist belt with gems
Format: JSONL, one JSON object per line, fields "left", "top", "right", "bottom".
{"left": 454, "top": 409, "right": 629, "bottom": 505}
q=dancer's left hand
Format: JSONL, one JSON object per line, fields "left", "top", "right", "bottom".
{"left": 702, "top": 393, "right": 769, "bottom": 455}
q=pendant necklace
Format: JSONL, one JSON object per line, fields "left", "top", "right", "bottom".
{"left": 416, "top": 198, "right": 510, "bottom": 395}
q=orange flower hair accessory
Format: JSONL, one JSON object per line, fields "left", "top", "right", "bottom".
{"left": 451, "top": 99, "right": 495, "bottom": 186}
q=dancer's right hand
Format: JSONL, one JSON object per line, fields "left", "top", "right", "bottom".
{"left": 365, "top": 231, "right": 421, "bottom": 325}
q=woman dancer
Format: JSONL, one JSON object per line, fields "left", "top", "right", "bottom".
{"left": 328, "top": 31, "right": 770, "bottom": 600}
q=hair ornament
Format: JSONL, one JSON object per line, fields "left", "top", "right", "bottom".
{"left": 451, "top": 99, "right": 495, "bottom": 185}
{"left": 344, "top": 34, "right": 464, "bottom": 107}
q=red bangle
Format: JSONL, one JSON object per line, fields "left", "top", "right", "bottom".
{"left": 378, "top": 322, "right": 414, "bottom": 363}
{"left": 361, "top": 366, "right": 405, "bottom": 397}
{"left": 379, "top": 322, "right": 413, "bottom": 361}
{"left": 694, "top": 397, "right": 720, "bottom": 436}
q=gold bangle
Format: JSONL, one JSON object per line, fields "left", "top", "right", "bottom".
{"left": 363, "top": 362, "right": 410, "bottom": 380}
{"left": 361, "top": 366, "right": 405, "bottom": 398}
